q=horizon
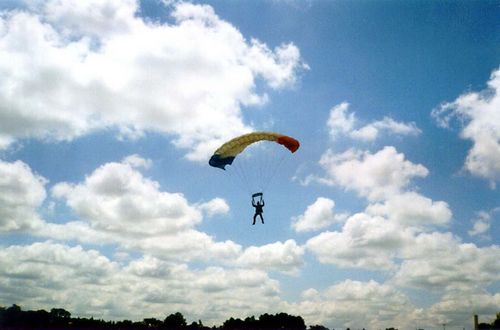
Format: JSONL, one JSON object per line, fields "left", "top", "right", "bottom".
{"left": 0, "top": 1, "right": 499, "bottom": 330}
{"left": 2, "top": 304, "right": 498, "bottom": 330}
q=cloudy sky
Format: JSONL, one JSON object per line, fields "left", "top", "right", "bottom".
{"left": 0, "top": 0, "right": 499, "bottom": 329}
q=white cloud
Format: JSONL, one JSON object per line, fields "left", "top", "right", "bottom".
{"left": 427, "top": 288, "right": 500, "bottom": 326}
{"left": 0, "top": 241, "right": 283, "bottom": 324}
{"left": 327, "top": 102, "right": 420, "bottom": 142}
{"left": 291, "top": 197, "right": 347, "bottom": 232}
{"left": 237, "top": 239, "right": 304, "bottom": 274}
{"left": 128, "top": 229, "right": 242, "bottom": 262}
{"left": 0, "top": 0, "right": 306, "bottom": 161}
{"left": 468, "top": 210, "right": 491, "bottom": 237}
{"left": 366, "top": 192, "right": 452, "bottom": 228}
{"left": 351, "top": 117, "right": 421, "bottom": 141}
{"left": 306, "top": 213, "right": 414, "bottom": 270}
{"left": 51, "top": 156, "right": 203, "bottom": 236}
{"left": 304, "top": 226, "right": 500, "bottom": 328}
{"left": 327, "top": 102, "right": 355, "bottom": 139}
{"left": 0, "top": 241, "right": 119, "bottom": 312}
{"left": 122, "top": 154, "right": 152, "bottom": 169}
{"left": 0, "top": 159, "right": 47, "bottom": 231}
{"left": 394, "top": 232, "right": 500, "bottom": 291}
{"left": 41, "top": 0, "right": 139, "bottom": 38}
{"left": 313, "top": 146, "right": 428, "bottom": 201}
{"left": 41, "top": 156, "right": 242, "bottom": 263}
{"left": 432, "top": 67, "right": 500, "bottom": 186}
{"left": 288, "top": 280, "right": 415, "bottom": 330}
{"left": 197, "top": 198, "right": 230, "bottom": 218}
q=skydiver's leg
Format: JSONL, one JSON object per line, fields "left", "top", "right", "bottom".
{"left": 259, "top": 214, "right": 264, "bottom": 224}
{"left": 253, "top": 214, "right": 257, "bottom": 225}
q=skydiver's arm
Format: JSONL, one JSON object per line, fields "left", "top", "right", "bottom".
{"left": 252, "top": 200, "right": 256, "bottom": 207}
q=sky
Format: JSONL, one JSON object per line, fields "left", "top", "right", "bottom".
{"left": 0, "top": 0, "right": 499, "bottom": 329}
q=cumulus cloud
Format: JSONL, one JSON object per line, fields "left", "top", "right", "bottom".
{"left": 328, "top": 102, "right": 420, "bottom": 141}
{"left": 237, "top": 240, "right": 304, "bottom": 275}
{"left": 427, "top": 288, "right": 500, "bottom": 326}
{"left": 0, "top": 159, "right": 47, "bottom": 231}
{"left": 306, "top": 213, "right": 414, "bottom": 270}
{"left": 432, "top": 67, "right": 500, "bottom": 186}
{"left": 288, "top": 280, "right": 415, "bottom": 330}
{"left": 304, "top": 214, "right": 500, "bottom": 327}
{"left": 0, "top": 0, "right": 306, "bottom": 160}
{"left": 311, "top": 146, "right": 428, "bottom": 201}
{"left": 51, "top": 155, "right": 203, "bottom": 236}
{"left": 0, "top": 241, "right": 119, "bottom": 314}
{"left": 0, "top": 241, "right": 283, "bottom": 324}
{"left": 327, "top": 102, "right": 355, "bottom": 138}
{"left": 366, "top": 192, "right": 452, "bottom": 228}
{"left": 197, "top": 198, "right": 230, "bottom": 218}
{"left": 468, "top": 210, "right": 492, "bottom": 237}
{"left": 40, "top": 155, "right": 242, "bottom": 263}
{"left": 122, "top": 154, "right": 152, "bottom": 169}
{"left": 291, "top": 197, "right": 348, "bottom": 232}
{"left": 395, "top": 232, "right": 500, "bottom": 291}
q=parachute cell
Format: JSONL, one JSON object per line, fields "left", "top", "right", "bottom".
{"left": 209, "top": 132, "right": 300, "bottom": 170}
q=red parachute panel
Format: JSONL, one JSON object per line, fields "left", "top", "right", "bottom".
{"left": 277, "top": 135, "right": 300, "bottom": 153}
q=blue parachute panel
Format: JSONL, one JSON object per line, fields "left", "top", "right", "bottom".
{"left": 209, "top": 154, "right": 235, "bottom": 170}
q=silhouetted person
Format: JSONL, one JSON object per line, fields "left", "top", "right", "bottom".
{"left": 252, "top": 195, "right": 265, "bottom": 225}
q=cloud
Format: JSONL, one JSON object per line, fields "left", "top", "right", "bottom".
{"left": 366, "top": 192, "right": 452, "bottom": 228}
{"left": 468, "top": 210, "right": 492, "bottom": 237}
{"left": 39, "top": 155, "right": 242, "bottom": 263}
{"left": 0, "top": 241, "right": 283, "bottom": 324}
{"left": 304, "top": 215, "right": 500, "bottom": 327}
{"left": 288, "top": 279, "right": 500, "bottom": 330}
{"left": 328, "top": 102, "right": 420, "bottom": 142}
{"left": 312, "top": 146, "right": 428, "bottom": 201}
{"left": 38, "top": 155, "right": 305, "bottom": 270}
{"left": 394, "top": 232, "right": 500, "bottom": 291}
{"left": 51, "top": 155, "right": 203, "bottom": 236}
{"left": 0, "top": 241, "right": 119, "bottom": 313}
{"left": 237, "top": 239, "right": 304, "bottom": 274}
{"left": 0, "top": 159, "right": 47, "bottom": 231}
{"left": 0, "top": 0, "right": 306, "bottom": 160}
{"left": 327, "top": 102, "right": 355, "bottom": 138}
{"left": 351, "top": 117, "right": 421, "bottom": 141}
{"left": 197, "top": 198, "right": 230, "bottom": 218}
{"left": 291, "top": 197, "right": 348, "bottom": 232}
{"left": 432, "top": 67, "right": 500, "bottom": 186}
{"left": 427, "top": 288, "right": 500, "bottom": 325}
{"left": 288, "top": 280, "right": 415, "bottom": 330}
{"left": 306, "top": 213, "right": 414, "bottom": 271}
{"left": 122, "top": 154, "right": 152, "bottom": 169}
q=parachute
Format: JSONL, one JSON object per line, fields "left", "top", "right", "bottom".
{"left": 209, "top": 132, "right": 300, "bottom": 195}
{"left": 209, "top": 132, "right": 300, "bottom": 170}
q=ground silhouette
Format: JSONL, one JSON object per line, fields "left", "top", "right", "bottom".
{"left": 0, "top": 304, "right": 314, "bottom": 330}
{"left": 2, "top": 305, "right": 499, "bottom": 330}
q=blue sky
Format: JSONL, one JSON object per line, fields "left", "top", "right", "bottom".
{"left": 0, "top": 0, "right": 499, "bottom": 329}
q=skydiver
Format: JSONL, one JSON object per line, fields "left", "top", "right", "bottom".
{"left": 252, "top": 195, "right": 265, "bottom": 225}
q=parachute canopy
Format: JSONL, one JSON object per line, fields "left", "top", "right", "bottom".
{"left": 209, "top": 132, "right": 300, "bottom": 170}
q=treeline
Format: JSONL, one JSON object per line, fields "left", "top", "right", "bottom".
{"left": 0, "top": 304, "right": 328, "bottom": 330}
{"left": 478, "top": 314, "right": 500, "bottom": 330}
{"left": 3, "top": 305, "right": 499, "bottom": 330}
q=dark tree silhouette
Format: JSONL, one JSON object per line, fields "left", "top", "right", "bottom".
{"left": 164, "top": 312, "right": 187, "bottom": 329}
{"left": 309, "top": 325, "right": 329, "bottom": 330}
{"left": 9, "top": 303, "right": 496, "bottom": 330}
{"left": 51, "top": 308, "right": 71, "bottom": 319}
{"left": 222, "top": 317, "right": 245, "bottom": 330}
{"left": 143, "top": 317, "right": 163, "bottom": 328}
{"left": 493, "top": 313, "right": 500, "bottom": 329}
